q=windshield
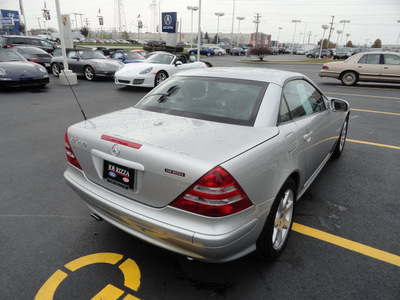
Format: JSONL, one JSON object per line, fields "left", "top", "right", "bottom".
{"left": 126, "top": 52, "right": 145, "bottom": 60}
{"left": 338, "top": 48, "right": 352, "bottom": 52}
{"left": 78, "top": 50, "right": 106, "bottom": 59}
{"left": 135, "top": 76, "right": 267, "bottom": 126}
{"left": 0, "top": 49, "right": 26, "bottom": 62}
{"left": 144, "top": 53, "right": 174, "bottom": 65}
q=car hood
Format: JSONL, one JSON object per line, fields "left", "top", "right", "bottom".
{"left": 0, "top": 61, "right": 47, "bottom": 77}
{"left": 116, "top": 62, "right": 165, "bottom": 74}
{"left": 90, "top": 59, "right": 122, "bottom": 68}
{"left": 74, "top": 107, "right": 278, "bottom": 164}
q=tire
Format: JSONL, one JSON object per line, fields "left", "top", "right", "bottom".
{"left": 55, "top": 38, "right": 61, "bottom": 44}
{"left": 322, "top": 55, "right": 327, "bottom": 58}
{"left": 84, "top": 66, "right": 95, "bottom": 81}
{"left": 154, "top": 71, "right": 168, "bottom": 86}
{"left": 190, "top": 51, "right": 195, "bottom": 55}
{"left": 340, "top": 71, "right": 358, "bottom": 86}
{"left": 218, "top": 52, "right": 222, "bottom": 56}
{"left": 206, "top": 52, "right": 211, "bottom": 57}
{"left": 332, "top": 115, "right": 349, "bottom": 158}
{"left": 256, "top": 178, "right": 296, "bottom": 261}
{"left": 51, "top": 63, "right": 60, "bottom": 77}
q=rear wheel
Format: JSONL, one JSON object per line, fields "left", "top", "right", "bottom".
{"left": 206, "top": 52, "right": 211, "bottom": 57}
{"left": 51, "top": 63, "right": 60, "bottom": 77}
{"left": 84, "top": 66, "right": 95, "bottom": 81}
{"left": 218, "top": 52, "right": 222, "bottom": 56}
{"left": 256, "top": 178, "right": 296, "bottom": 261}
{"left": 341, "top": 71, "right": 358, "bottom": 86}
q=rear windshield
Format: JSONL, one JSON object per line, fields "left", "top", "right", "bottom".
{"left": 135, "top": 76, "right": 267, "bottom": 126}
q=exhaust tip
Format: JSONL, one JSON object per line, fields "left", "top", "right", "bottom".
{"left": 91, "top": 213, "right": 103, "bottom": 222}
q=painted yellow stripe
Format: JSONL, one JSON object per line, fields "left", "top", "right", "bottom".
{"left": 35, "top": 270, "right": 68, "bottom": 300}
{"left": 123, "top": 295, "right": 141, "bottom": 300}
{"left": 91, "top": 284, "right": 124, "bottom": 300}
{"left": 351, "top": 108, "right": 400, "bottom": 116}
{"left": 65, "top": 253, "right": 123, "bottom": 272}
{"left": 336, "top": 85, "right": 400, "bottom": 92}
{"left": 292, "top": 223, "right": 400, "bottom": 267}
{"left": 119, "top": 258, "right": 141, "bottom": 291}
{"left": 325, "top": 92, "right": 400, "bottom": 100}
{"left": 347, "top": 139, "right": 400, "bottom": 150}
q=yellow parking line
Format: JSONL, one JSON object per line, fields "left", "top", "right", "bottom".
{"left": 336, "top": 85, "right": 400, "bottom": 92}
{"left": 347, "top": 139, "right": 400, "bottom": 150}
{"left": 292, "top": 223, "right": 400, "bottom": 267}
{"left": 325, "top": 92, "right": 400, "bottom": 100}
{"left": 351, "top": 108, "right": 400, "bottom": 116}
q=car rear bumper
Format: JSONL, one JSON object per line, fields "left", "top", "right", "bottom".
{"left": 319, "top": 70, "right": 341, "bottom": 78}
{"left": 64, "top": 165, "right": 266, "bottom": 262}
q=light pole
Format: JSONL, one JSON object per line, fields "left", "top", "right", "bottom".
{"left": 319, "top": 24, "right": 329, "bottom": 58}
{"left": 187, "top": 6, "right": 199, "bottom": 48}
{"left": 345, "top": 33, "right": 350, "bottom": 46}
{"left": 277, "top": 27, "right": 282, "bottom": 47}
{"left": 215, "top": 12, "right": 224, "bottom": 44}
{"left": 236, "top": 16, "right": 245, "bottom": 46}
{"left": 335, "top": 30, "right": 342, "bottom": 49}
{"left": 339, "top": 20, "right": 350, "bottom": 47}
{"left": 291, "top": 20, "right": 301, "bottom": 53}
{"left": 230, "top": 0, "right": 236, "bottom": 49}
{"left": 397, "top": 20, "right": 400, "bottom": 45}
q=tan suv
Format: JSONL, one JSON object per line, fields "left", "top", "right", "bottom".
{"left": 319, "top": 52, "right": 400, "bottom": 85}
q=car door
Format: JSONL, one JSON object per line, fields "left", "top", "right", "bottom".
{"left": 282, "top": 79, "right": 338, "bottom": 182}
{"left": 66, "top": 50, "right": 80, "bottom": 73}
{"left": 381, "top": 54, "right": 400, "bottom": 83}
{"left": 355, "top": 53, "right": 382, "bottom": 81}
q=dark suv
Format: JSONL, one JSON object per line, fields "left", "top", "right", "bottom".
{"left": 0, "top": 35, "right": 57, "bottom": 53}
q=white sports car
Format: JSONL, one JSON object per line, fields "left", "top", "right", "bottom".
{"left": 114, "top": 51, "right": 208, "bottom": 88}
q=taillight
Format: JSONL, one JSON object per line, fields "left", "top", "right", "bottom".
{"left": 322, "top": 65, "right": 329, "bottom": 70}
{"left": 30, "top": 57, "right": 39, "bottom": 62}
{"left": 65, "top": 130, "right": 82, "bottom": 170}
{"left": 6, "top": 45, "right": 12, "bottom": 49}
{"left": 170, "top": 166, "right": 252, "bottom": 217}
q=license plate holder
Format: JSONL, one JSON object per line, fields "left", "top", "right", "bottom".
{"left": 103, "top": 160, "right": 134, "bottom": 190}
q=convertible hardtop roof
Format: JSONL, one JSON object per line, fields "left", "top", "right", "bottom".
{"left": 175, "top": 67, "right": 306, "bottom": 87}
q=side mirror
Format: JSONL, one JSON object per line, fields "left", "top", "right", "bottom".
{"left": 175, "top": 61, "right": 183, "bottom": 66}
{"left": 330, "top": 98, "right": 349, "bottom": 111}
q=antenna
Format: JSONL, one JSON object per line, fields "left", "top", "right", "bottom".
{"left": 62, "top": 70, "right": 87, "bottom": 121}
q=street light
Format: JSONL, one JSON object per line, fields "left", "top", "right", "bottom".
{"left": 397, "top": 20, "right": 400, "bottom": 45}
{"left": 236, "top": 16, "right": 245, "bottom": 46}
{"left": 215, "top": 12, "right": 224, "bottom": 44}
{"left": 277, "top": 27, "right": 282, "bottom": 47}
{"left": 291, "top": 20, "right": 301, "bottom": 53}
{"left": 345, "top": 33, "right": 350, "bottom": 46}
{"left": 319, "top": 24, "right": 329, "bottom": 59}
{"left": 187, "top": 6, "right": 199, "bottom": 48}
{"left": 339, "top": 20, "right": 350, "bottom": 47}
{"left": 335, "top": 30, "right": 343, "bottom": 49}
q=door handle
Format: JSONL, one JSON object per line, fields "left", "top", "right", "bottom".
{"left": 303, "top": 133, "right": 312, "bottom": 142}
{"left": 383, "top": 67, "right": 389, "bottom": 69}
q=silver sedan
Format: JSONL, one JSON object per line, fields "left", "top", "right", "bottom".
{"left": 64, "top": 68, "right": 350, "bottom": 262}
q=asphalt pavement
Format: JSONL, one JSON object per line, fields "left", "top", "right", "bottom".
{"left": 1, "top": 55, "right": 399, "bottom": 299}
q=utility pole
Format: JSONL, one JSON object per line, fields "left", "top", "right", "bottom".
{"left": 253, "top": 13, "right": 261, "bottom": 46}
{"left": 326, "top": 15, "right": 335, "bottom": 48}
{"left": 307, "top": 31, "right": 312, "bottom": 44}
{"left": 84, "top": 18, "right": 90, "bottom": 29}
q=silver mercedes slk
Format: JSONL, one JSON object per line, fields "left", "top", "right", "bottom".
{"left": 64, "top": 68, "right": 350, "bottom": 262}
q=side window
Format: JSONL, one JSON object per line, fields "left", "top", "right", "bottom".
{"left": 283, "top": 80, "right": 325, "bottom": 120}
{"left": 279, "top": 99, "right": 291, "bottom": 123}
{"left": 358, "top": 54, "right": 380, "bottom": 64}
{"left": 67, "top": 51, "right": 77, "bottom": 58}
{"left": 384, "top": 54, "right": 400, "bottom": 65}
{"left": 40, "top": 40, "right": 52, "bottom": 47}
{"left": 13, "top": 38, "right": 28, "bottom": 45}
{"left": 30, "top": 39, "right": 40, "bottom": 46}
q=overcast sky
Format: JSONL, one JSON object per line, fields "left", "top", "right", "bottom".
{"left": 3, "top": 0, "right": 400, "bottom": 45}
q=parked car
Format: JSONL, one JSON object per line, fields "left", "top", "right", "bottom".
{"left": 333, "top": 47, "right": 353, "bottom": 60}
{"left": 0, "top": 49, "right": 49, "bottom": 88}
{"left": 114, "top": 51, "right": 208, "bottom": 88}
{"left": 187, "top": 47, "right": 215, "bottom": 57}
{"left": 51, "top": 48, "right": 123, "bottom": 80}
{"left": 109, "top": 50, "right": 145, "bottom": 64}
{"left": 306, "top": 49, "right": 330, "bottom": 58}
{"left": 210, "top": 46, "right": 226, "bottom": 56}
{"left": 11, "top": 46, "right": 52, "bottom": 69}
{"left": 65, "top": 67, "right": 350, "bottom": 262}
{"left": 230, "top": 47, "right": 246, "bottom": 56}
{"left": 269, "top": 47, "right": 279, "bottom": 55}
{"left": 91, "top": 47, "right": 125, "bottom": 58}
{"left": 132, "top": 49, "right": 149, "bottom": 58}
{"left": 147, "top": 40, "right": 161, "bottom": 47}
{"left": 0, "top": 35, "right": 57, "bottom": 54}
{"left": 319, "top": 51, "right": 400, "bottom": 85}
{"left": 296, "top": 49, "right": 306, "bottom": 55}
